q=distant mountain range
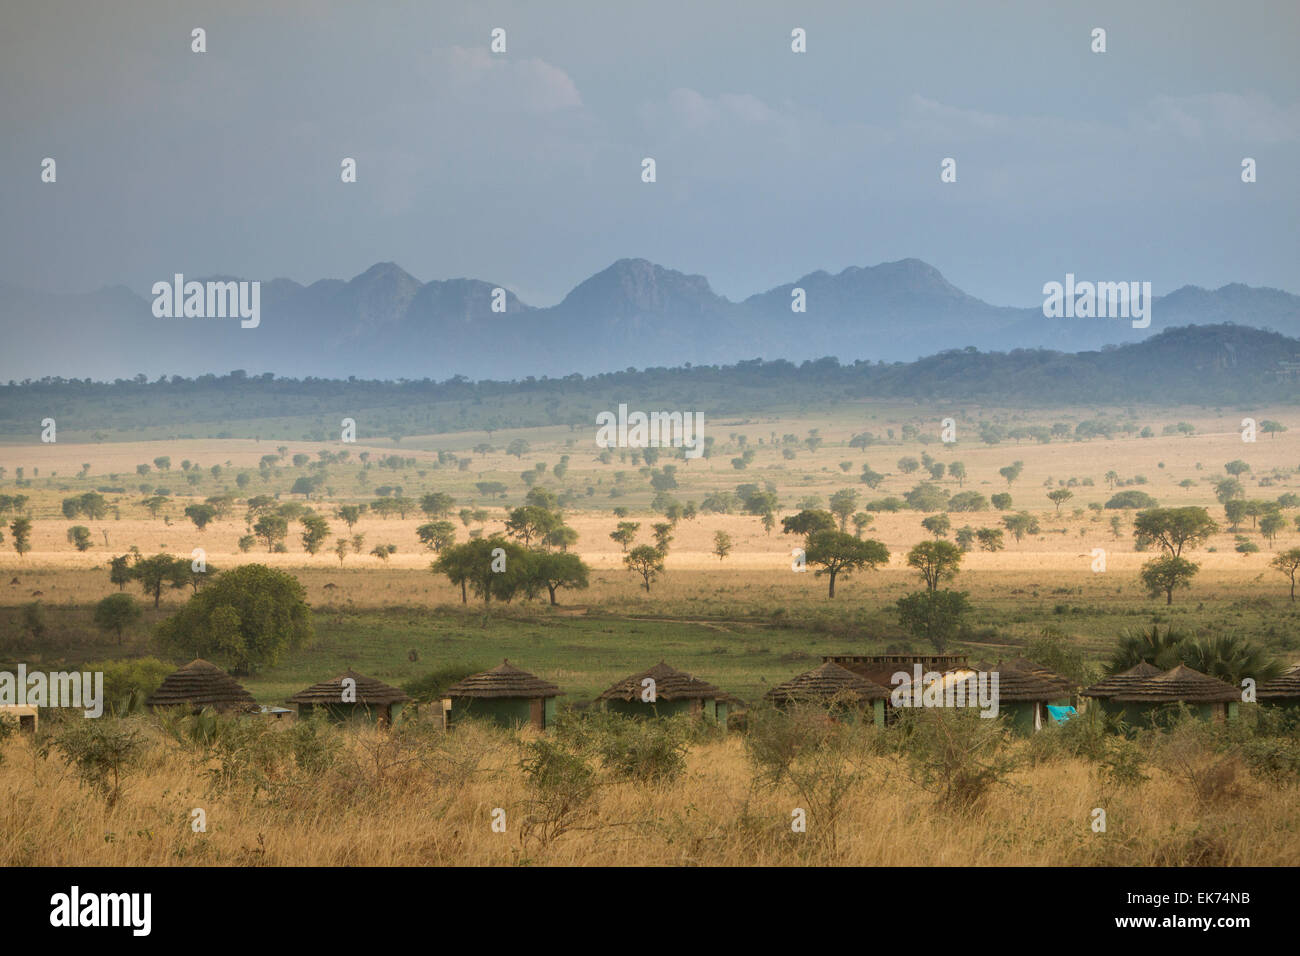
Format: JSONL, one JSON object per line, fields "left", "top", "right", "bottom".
{"left": 3, "top": 258, "right": 1299, "bottom": 381}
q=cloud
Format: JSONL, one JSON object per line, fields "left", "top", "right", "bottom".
{"left": 433, "top": 46, "right": 583, "bottom": 114}
{"left": 1134, "top": 92, "right": 1300, "bottom": 144}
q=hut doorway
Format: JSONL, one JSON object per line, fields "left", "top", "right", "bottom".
{"left": 530, "top": 697, "right": 544, "bottom": 729}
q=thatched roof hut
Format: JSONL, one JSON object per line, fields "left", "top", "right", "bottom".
{"left": 598, "top": 661, "right": 730, "bottom": 723}
{"left": 1257, "top": 665, "right": 1300, "bottom": 705}
{"left": 959, "top": 658, "right": 1074, "bottom": 733}
{"left": 765, "top": 662, "right": 890, "bottom": 725}
{"left": 1084, "top": 663, "right": 1239, "bottom": 725}
{"left": 146, "top": 659, "right": 258, "bottom": 714}
{"left": 1080, "top": 661, "right": 1164, "bottom": 699}
{"left": 289, "top": 669, "right": 410, "bottom": 725}
{"left": 1109, "top": 664, "right": 1238, "bottom": 705}
{"left": 445, "top": 660, "right": 561, "bottom": 730}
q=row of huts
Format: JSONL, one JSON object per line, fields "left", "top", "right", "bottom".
{"left": 128, "top": 653, "right": 1300, "bottom": 734}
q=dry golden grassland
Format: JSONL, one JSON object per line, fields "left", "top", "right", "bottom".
{"left": 1, "top": 717, "right": 1296, "bottom": 867}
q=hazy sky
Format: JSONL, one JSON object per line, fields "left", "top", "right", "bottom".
{"left": 2, "top": 0, "right": 1297, "bottom": 306}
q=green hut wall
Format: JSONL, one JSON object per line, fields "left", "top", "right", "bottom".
{"left": 296, "top": 701, "right": 403, "bottom": 724}
{"left": 603, "top": 697, "right": 728, "bottom": 723}
{"left": 450, "top": 695, "right": 556, "bottom": 729}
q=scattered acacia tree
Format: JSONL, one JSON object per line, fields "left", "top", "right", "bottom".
{"left": 131, "top": 553, "right": 190, "bottom": 608}
{"left": 896, "top": 589, "right": 971, "bottom": 652}
{"left": 651, "top": 522, "right": 674, "bottom": 554}
{"left": 335, "top": 504, "right": 363, "bottom": 531}
{"left": 300, "top": 513, "right": 331, "bottom": 554}
{"left": 781, "top": 509, "right": 836, "bottom": 536}
{"left": 948, "top": 462, "right": 966, "bottom": 486}
{"left": 109, "top": 554, "right": 133, "bottom": 590}
{"left": 1260, "top": 512, "right": 1285, "bottom": 548}
{"left": 93, "top": 593, "right": 143, "bottom": 645}
{"left": 156, "top": 564, "right": 313, "bottom": 673}
{"left": 420, "top": 492, "right": 455, "bottom": 519}
{"left": 1139, "top": 555, "right": 1200, "bottom": 605}
{"left": 921, "top": 514, "right": 951, "bottom": 539}
{"left": 505, "top": 505, "right": 561, "bottom": 547}
{"left": 625, "top": 545, "right": 665, "bottom": 592}
{"left": 906, "top": 540, "right": 963, "bottom": 592}
{"left": 416, "top": 521, "right": 457, "bottom": 553}
{"left": 371, "top": 543, "right": 397, "bottom": 562}
{"left": 976, "top": 527, "right": 1004, "bottom": 552}
{"left": 253, "top": 514, "right": 289, "bottom": 552}
{"left": 530, "top": 551, "right": 591, "bottom": 606}
{"left": 998, "top": 461, "right": 1023, "bottom": 486}
{"left": 66, "top": 525, "right": 93, "bottom": 552}
{"left": 1047, "top": 489, "right": 1073, "bottom": 513}
{"left": 333, "top": 537, "right": 349, "bottom": 566}
{"left": 610, "top": 521, "right": 640, "bottom": 552}
{"left": 10, "top": 517, "right": 32, "bottom": 557}
{"left": 828, "top": 489, "right": 860, "bottom": 532}
{"left": 1270, "top": 548, "right": 1300, "bottom": 601}
{"left": 1002, "top": 512, "right": 1040, "bottom": 543}
{"left": 804, "top": 530, "right": 890, "bottom": 598}
{"left": 1132, "top": 507, "right": 1218, "bottom": 557}
{"left": 712, "top": 530, "right": 732, "bottom": 561}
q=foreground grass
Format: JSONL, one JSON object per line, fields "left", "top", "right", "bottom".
{"left": 2, "top": 713, "right": 1297, "bottom": 867}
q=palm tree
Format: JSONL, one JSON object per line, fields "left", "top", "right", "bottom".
{"left": 1178, "top": 634, "right": 1284, "bottom": 685}
{"left": 1106, "top": 624, "right": 1188, "bottom": 673}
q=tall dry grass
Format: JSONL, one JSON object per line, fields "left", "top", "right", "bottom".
{"left": 1, "top": 711, "right": 1296, "bottom": 867}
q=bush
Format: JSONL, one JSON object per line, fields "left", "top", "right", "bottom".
{"left": 892, "top": 707, "right": 1015, "bottom": 812}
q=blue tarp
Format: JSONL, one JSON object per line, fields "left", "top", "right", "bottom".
{"left": 1046, "top": 704, "right": 1077, "bottom": 723}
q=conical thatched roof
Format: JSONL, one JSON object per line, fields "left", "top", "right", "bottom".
{"left": 288, "top": 669, "right": 410, "bottom": 706}
{"left": 1001, "top": 657, "right": 1075, "bottom": 694}
{"left": 598, "top": 661, "right": 723, "bottom": 702}
{"left": 146, "top": 659, "right": 258, "bottom": 713}
{"left": 957, "top": 659, "right": 1071, "bottom": 702}
{"left": 1257, "top": 665, "right": 1300, "bottom": 700}
{"left": 1081, "top": 661, "right": 1164, "bottom": 699}
{"left": 1109, "top": 663, "right": 1239, "bottom": 704}
{"left": 446, "top": 660, "right": 560, "bottom": 699}
{"left": 765, "top": 662, "right": 890, "bottom": 704}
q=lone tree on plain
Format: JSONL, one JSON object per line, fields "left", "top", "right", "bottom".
{"left": 804, "top": 530, "right": 890, "bottom": 598}
{"left": 921, "top": 514, "right": 950, "bottom": 539}
{"left": 253, "top": 514, "right": 289, "bottom": 552}
{"left": 999, "top": 461, "right": 1024, "bottom": 486}
{"left": 781, "top": 509, "right": 836, "bottom": 536}
{"left": 610, "top": 521, "right": 640, "bottom": 552}
{"left": 1047, "top": 489, "right": 1073, "bottom": 514}
{"left": 185, "top": 503, "right": 217, "bottom": 531}
{"left": 1270, "top": 548, "right": 1300, "bottom": 601}
{"left": 828, "top": 489, "right": 860, "bottom": 532}
{"left": 156, "top": 564, "right": 312, "bottom": 673}
{"left": 531, "top": 551, "right": 590, "bottom": 606}
{"left": 1139, "top": 555, "right": 1200, "bottom": 605}
{"left": 416, "top": 521, "right": 456, "bottom": 553}
{"left": 67, "top": 526, "right": 93, "bottom": 552}
{"left": 712, "top": 530, "right": 732, "bottom": 561}
{"left": 335, "top": 504, "right": 362, "bottom": 530}
{"left": 93, "top": 593, "right": 142, "bottom": 645}
{"left": 131, "top": 553, "right": 189, "bottom": 608}
{"left": 10, "top": 517, "right": 32, "bottom": 557}
{"left": 300, "top": 514, "right": 331, "bottom": 554}
{"left": 1132, "top": 507, "right": 1218, "bottom": 557}
{"left": 625, "top": 545, "right": 665, "bottom": 592}
{"left": 906, "top": 540, "right": 962, "bottom": 592}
